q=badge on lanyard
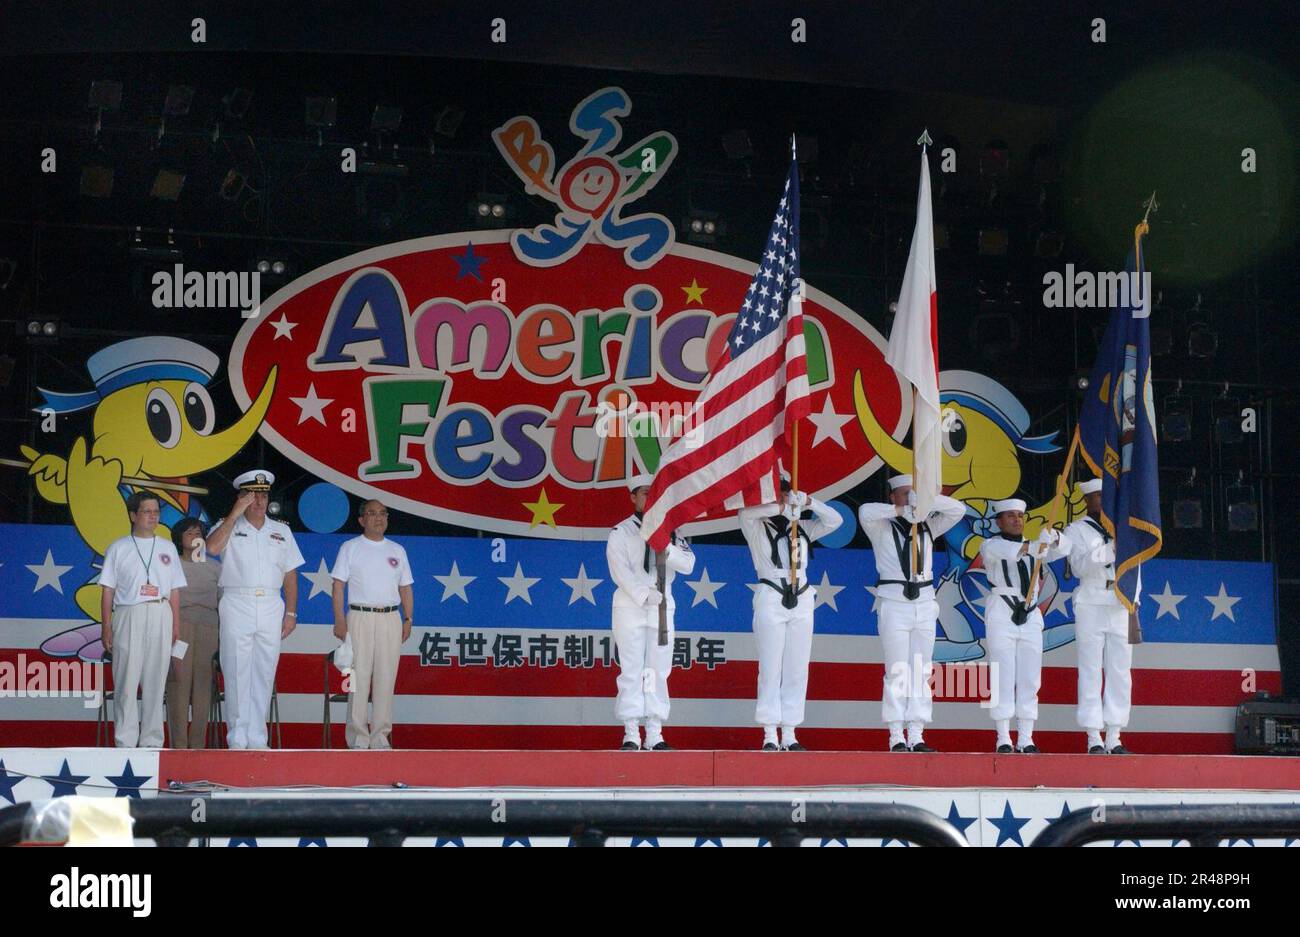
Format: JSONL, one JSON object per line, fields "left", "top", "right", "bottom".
{"left": 140, "top": 583, "right": 160, "bottom": 598}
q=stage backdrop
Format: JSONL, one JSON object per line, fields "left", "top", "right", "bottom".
{"left": 0, "top": 86, "right": 1280, "bottom": 751}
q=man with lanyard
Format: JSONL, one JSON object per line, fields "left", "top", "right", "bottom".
{"left": 605, "top": 474, "right": 695, "bottom": 751}
{"left": 979, "top": 498, "right": 1072, "bottom": 753}
{"left": 203, "top": 470, "right": 304, "bottom": 750}
{"left": 859, "top": 474, "right": 965, "bottom": 752}
{"left": 739, "top": 479, "right": 842, "bottom": 751}
{"left": 330, "top": 499, "right": 415, "bottom": 750}
{"left": 1066, "top": 478, "right": 1139, "bottom": 754}
{"left": 99, "top": 492, "right": 186, "bottom": 747}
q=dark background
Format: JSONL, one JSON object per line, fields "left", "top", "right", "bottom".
{"left": 0, "top": 0, "right": 1296, "bottom": 678}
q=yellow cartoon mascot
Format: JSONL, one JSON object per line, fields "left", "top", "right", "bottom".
{"left": 21, "top": 336, "right": 276, "bottom": 660}
{"left": 854, "top": 368, "right": 1085, "bottom": 661}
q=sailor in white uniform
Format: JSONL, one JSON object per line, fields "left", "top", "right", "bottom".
{"left": 605, "top": 474, "right": 695, "bottom": 751}
{"left": 1066, "top": 478, "right": 1139, "bottom": 754}
{"left": 979, "top": 499, "right": 1072, "bottom": 753}
{"left": 202, "top": 470, "right": 304, "bottom": 749}
{"left": 859, "top": 475, "right": 965, "bottom": 751}
{"left": 739, "top": 481, "right": 842, "bottom": 751}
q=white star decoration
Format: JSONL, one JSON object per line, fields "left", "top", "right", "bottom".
{"left": 865, "top": 584, "right": 882, "bottom": 614}
{"left": 685, "top": 568, "right": 726, "bottom": 608}
{"left": 290, "top": 383, "right": 334, "bottom": 426}
{"left": 434, "top": 561, "right": 475, "bottom": 603}
{"left": 812, "top": 571, "right": 843, "bottom": 611}
{"left": 560, "top": 563, "right": 603, "bottom": 606}
{"left": 1149, "top": 581, "right": 1186, "bottom": 620}
{"left": 27, "top": 550, "right": 72, "bottom": 594}
{"left": 1204, "top": 583, "right": 1241, "bottom": 622}
{"left": 301, "top": 558, "right": 334, "bottom": 599}
{"left": 499, "top": 563, "right": 540, "bottom": 605}
{"left": 807, "top": 395, "right": 854, "bottom": 449}
{"left": 270, "top": 314, "right": 298, "bottom": 340}
{"left": 1045, "top": 583, "right": 1073, "bottom": 618}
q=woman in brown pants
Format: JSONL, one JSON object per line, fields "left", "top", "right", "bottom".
{"left": 167, "top": 519, "right": 221, "bottom": 748}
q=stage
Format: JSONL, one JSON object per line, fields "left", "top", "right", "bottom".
{"left": 3, "top": 747, "right": 1297, "bottom": 847}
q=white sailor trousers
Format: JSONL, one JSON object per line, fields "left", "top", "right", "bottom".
{"left": 218, "top": 591, "right": 283, "bottom": 749}
{"left": 752, "top": 585, "right": 815, "bottom": 727}
{"left": 612, "top": 605, "right": 674, "bottom": 723}
{"left": 878, "top": 597, "right": 939, "bottom": 726}
{"left": 985, "top": 604, "right": 1043, "bottom": 722}
{"left": 1074, "top": 602, "right": 1132, "bottom": 730}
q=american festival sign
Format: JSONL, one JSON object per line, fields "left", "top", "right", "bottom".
{"left": 230, "top": 88, "right": 907, "bottom": 538}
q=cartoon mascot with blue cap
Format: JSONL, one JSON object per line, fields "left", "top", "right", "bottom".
{"left": 19, "top": 336, "right": 277, "bottom": 660}
{"left": 854, "top": 368, "right": 1086, "bottom": 661}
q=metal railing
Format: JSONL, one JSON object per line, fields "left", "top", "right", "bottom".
{"left": 0, "top": 797, "right": 969, "bottom": 847}
{"left": 1030, "top": 803, "right": 1300, "bottom": 847}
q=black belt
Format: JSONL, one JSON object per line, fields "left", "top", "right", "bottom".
{"left": 349, "top": 604, "right": 399, "bottom": 613}
{"left": 877, "top": 579, "right": 933, "bottom": 601}
{"left": 760, "top": 578, "right": 811, "bottom": 596}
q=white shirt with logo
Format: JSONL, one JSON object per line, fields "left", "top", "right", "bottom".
{"left": 330, "top": 535, "right": 414, "bottom": 607}
{"left": 101, "top": 534, "right": 188, "bottom": 607}
{"left": 209, "top": 515, "right": 305, "bottom": 590}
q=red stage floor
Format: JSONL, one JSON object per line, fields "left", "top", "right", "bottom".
{"left": 159, "top": 749, "right": 1300, "bottom": 792}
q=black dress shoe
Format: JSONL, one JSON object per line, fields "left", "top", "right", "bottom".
{"left": 649, "top": 741, "right": 672, "bottom": 751}
{"left": 762, "top": 742, "right": 779, "bottom": 751}
{"left": 891, "top": 742, "right": 909, "bottom": 752}
{"left": 1088, "top": 745, "right": 1106, "bottom": 754}
{"left": 620, "top": 740, "right": 641, "bottom": 751}
{"left": 910, "top": 742, "right": 936, "bottom": 753}
{"left": 995, "top": 744, "right": 1014, "bottom": 753}
{"left": 1017, "top": 744, "right": 1039, "bottom": 754}
{"left": 783, "top": 742, "right": 807, "bottom": 751}
{"left": 1106, "top": 744, "right": 1130, "bottom": 755}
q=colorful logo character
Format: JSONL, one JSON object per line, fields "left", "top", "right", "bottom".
{"left": 20, "top": 336, "right": 277, "bottom": 661}
{"left": 854, "top": 368, "right": 1088, "bottom": 661}
{"left": 493, "top": 86, "right": 677, "bottom": 269}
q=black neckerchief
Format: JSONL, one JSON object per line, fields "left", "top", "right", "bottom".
{"left": 1085, "top": 515, "right": 1111, "bottom": 542}
{"left": 889, "top": 516, "right": 931, "bottom": 579}
{"left": 763, "top": 513, "right": 812, "bottom": 574}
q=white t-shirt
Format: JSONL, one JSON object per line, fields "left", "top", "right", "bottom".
{"left": 330, "top": 536, "right": 413, "bottom": 607}
{"left": 210, "top": 515, "right": 305, "bottom": 589}
{"left": 101, "top": 534, "right": 188, "bottom": 607}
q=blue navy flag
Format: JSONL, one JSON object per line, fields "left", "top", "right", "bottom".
{"left": 1078, "top": 223, "right": 1163, "bottom": 612}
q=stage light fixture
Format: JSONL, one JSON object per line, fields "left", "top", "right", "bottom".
{"left": 434, "top": 105, "right": 466, "bottom": 138}
{"left": 1162, "top": 395, "right": 1192, "bottom": 443}
{"left": 88, "top": 80, "right": 122, "bottom": 112}
{"left": 683, "top": 210, "right": 723, "bottom": 244}
{"left": 150, "top": 169, "right": 186, "bottom": 201}
{"left": 470, "top": 194, "right": 511, "bottom": 228}
{"left": 305, "top": 96, "right": 338, "bottom": 128}
{"left": 79, "top": 165, "right": 114, "bottom": 198}
{"left": 1173, "top": 498, "right": 1203, "bottom": 529}
{"left": 224, "top": 88, "right": 252, "bottom": 118}
{"left": 220, "top": 168, "right": 246, "bottom": 201}
{"left": 163, "top": 85, "right": 194, "bottom": 117}
{"left": 1226, "top": 479, "right": 1258, "bottom": 532}
{"left": 721, "top": 130, "right": 753, "bottom": 161}
{"left": 19, "top": 319, "right": 60, "bottom": 343}
{"left": 1188, "top": 322, "right": 1218, "bottom": 358}
{"left": 1071, "top": 370, "right": 1091, "bottom": 394}
{"left": 978, "top": 228, "right": 1008, "bottom": 256}
{"left": 370, "top": 105, "right": 403, "bottom": 133}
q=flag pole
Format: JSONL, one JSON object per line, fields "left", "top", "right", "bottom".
{"left": 908, "top": 130, "right": 932, "bottom": 581}
{"left": 787, "top": 132, "right": 803, "bottom": 607}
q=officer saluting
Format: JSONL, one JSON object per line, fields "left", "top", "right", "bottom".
{"left": 859, "top": 475, "right": 965, "bottom": 752}
{"left": 1066, "top": 478, "right": 1139, "bottom": 754}
{"left": 203, "top": 470, "right": 304, "bottom": 749}
{"left": 606, "top": 474, "right": 695, "bottom": 751}
{"left": 979, "top": 499, "right": 1071, "bottom": 753}
{"left": 739, "top": 480, "right": 842, "bottom": 751}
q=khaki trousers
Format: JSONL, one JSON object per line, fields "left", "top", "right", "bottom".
{"left": 166, "top": 618, "right": 219, "bottom": 748}
{"left": 345, "top": 610, "right": 403, "bottom": 749}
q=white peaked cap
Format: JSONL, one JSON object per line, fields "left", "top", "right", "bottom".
{"left": 233, "top": 469, "right": 275, "bottom": 491}
{"left": 627, "top": 474, "right": 655, "bottom": 492}
{"left": 1078, "top": 478, "right": 1103, "bottom": 495}
{"left": 888, "top": 474, "right": 913, "bottom": 490}
{"left": 992, "top": 498, "right": 1027, "bottom": 515}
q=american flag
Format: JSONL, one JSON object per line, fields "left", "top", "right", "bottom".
{"left": 642, "top": 159, "right": 811, "bottom": 550}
